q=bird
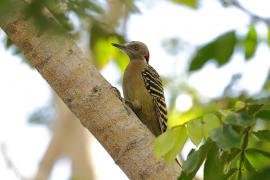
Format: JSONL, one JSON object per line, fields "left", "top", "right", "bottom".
{"left": 112, "top": 41, "right": 168, "bottom": 137}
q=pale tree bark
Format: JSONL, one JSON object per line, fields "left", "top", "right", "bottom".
{"left": 0, "top": 0, "right": 180, "bottom": 179}
{"left": 103, "top": 0, "right": 127, "bottom": 32}
{"left": 34, "top": 93, "right": 96, "bottom": 180}
{"left": 35, "top": 0, "right": 127, "bottom": 179}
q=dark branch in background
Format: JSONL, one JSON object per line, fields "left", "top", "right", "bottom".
{"left": 223, "top": 73, "right": 242, "bottom": 96}
{"left": 1, "top": 144, "right": 27, "bottom": 180}
{"left": 220, "top": 0, "right": 270, "bottom": 25}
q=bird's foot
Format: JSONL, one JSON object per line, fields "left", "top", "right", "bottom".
{"left": 111, "top": 87, "right": 132, "bottom": 112}
{"left": 124, "top": 100, "right": 141, "bottom": 112}
{"left": 111, "top": 86, "right": 141, "bottom": 114}
{"left": 123, "top": 99, "right": 133, "bottom": 109}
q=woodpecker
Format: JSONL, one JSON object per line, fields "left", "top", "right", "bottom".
{"left": 112, "top": 41, "right": 168, "bottom": 137}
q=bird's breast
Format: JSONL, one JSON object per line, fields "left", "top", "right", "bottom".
{"left": 123, "top": 61, "right": 150, "bottom": 102}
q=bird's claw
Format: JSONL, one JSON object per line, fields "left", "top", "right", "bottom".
{"left": 111, "top": 86, "right": 141, "bottom": 114}
{"left": 124, "top": 100, "right": 141, "bottom": 112}
{"left": 123, "top": 99, "right": 133, "bottom": 108}
{"left": 111, "top": 86, "right": 131, "bottom": 109}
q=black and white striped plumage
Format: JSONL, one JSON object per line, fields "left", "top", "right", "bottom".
{"left": 141, "top": 65, "right": 168, "bottom": 133}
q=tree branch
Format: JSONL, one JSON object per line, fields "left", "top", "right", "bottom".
{"left": 1, "top": 144, "right": 26, "bottom": 180}
{"left": 0, "top": 0, "right": 180, "bottom": 179}
{"left": 221, "top": 0, "right": 270, "bottom": 25}
{"left": 34, "top": 94, "right": 96, "bottom": 180}
{"left": 233, "top": 0, "right": 270, "bottom": 25}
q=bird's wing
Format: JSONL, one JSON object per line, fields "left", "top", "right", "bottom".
{"left": 141, "top": 65, "right": 168, "bottom": 133}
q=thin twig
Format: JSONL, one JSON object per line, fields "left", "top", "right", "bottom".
{"left": 221, "top": 0, "right": 270, "bottom": 25}
{"left": 237, "top": 127, "right": 250, "bottom": 180}
{"left": 1, "top": 143, "right": 28, "bottom": 180}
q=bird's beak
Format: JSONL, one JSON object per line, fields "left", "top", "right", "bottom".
{"left": 112, "top": 43, "right": 126, "bottom": 50}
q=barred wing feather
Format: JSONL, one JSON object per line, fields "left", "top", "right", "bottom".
{"left": 141, "top": 65, "right": 168, "bottom": 133}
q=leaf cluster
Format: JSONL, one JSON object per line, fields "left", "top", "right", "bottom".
{"left": 154, "top": 99, "right": 270, "bottom": 179}
{"left": 1, "top": 0, "right": 135, "bottom": 72}
{"left": 188, "top": 25, "right": 264, "bottom": 72}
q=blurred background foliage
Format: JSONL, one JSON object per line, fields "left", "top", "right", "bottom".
{"left": 1, "top": 0, "right": 270, "bottom": 179}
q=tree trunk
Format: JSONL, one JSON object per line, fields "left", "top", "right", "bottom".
{"left": 0, "top": 1, "right": 180, "bottom": 179}
{"left": 34, "top": 93, "right": 96, "bottom": 180}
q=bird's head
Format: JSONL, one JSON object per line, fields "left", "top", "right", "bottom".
{"left": 112, "top": 41, "right": 150, "bottom": 63}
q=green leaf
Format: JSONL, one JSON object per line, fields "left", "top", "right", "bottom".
{"left": 90, "top": 24, "right": 126, "bottom": 70}
{"left": 202, "top": 113, "right": 221, "bottom": 139}
{"left": 245, "top": 148, "right": 270, "bottom": 169}
{"left": 154, "top": 126, "right": 187, "bottom": 164}
{"left": 255, "top": 104, "right": 270, "bottom": 120}
{"left": 248, "top": 167, "right": 270, "bottom": 180}
{"left": 253, "top": 130, "right": 270, "bottom": 143}
{"left": 164, "top": 127, "right": 187, "bottom": 163}
{"left": 189, "top": 42, "right": 214, "bottom": 71}
{"left": 263, "top": 71, "right": 270, "bottom": 90}
{"left": 210, "top": 125, "right": 241, "bottom": 150}
{"left": 171, "top": 0, "right": 198, "bottom": 9}
{"left": 94, "top": 37, "right": 114, "bottom": 68}
{"left": 187, "top": 114, "right": 221, "bottom": 146}
{"left": 214, "top": 31, "right": 237, "bottom": 65}
{"left": 205, "top": 145, "right": 241, "bottom": 180}
{"left": 226, "top": 148, "right": 241, "bottom": 163}
{"left": 218, "top": 109, "right": 231, "bottom": 117}
{"left": 224, "top": 112, "right": 254, "bottom": 127}
{"left": 154, "top": 129, "right": 176, "bottom": 159}
{"left": 187, "top": 119, "right": 203, "bottom": 146}
{"left": 5, "top": 37, "right": 13, "bottom": 49}
{"left": 235, "top": 101, "right": 245, "bottom": 110}
{"left": 67, "top": 0, "right": 103, "bottom": 18}
{"left": 204, "top": 144, "right": 224, "bottom": 180}
{"left": 223, "top": 168, "right": 238, "bottom": 180}
{"left": 189, "top": 31, "right": 236, "bottom": 71}
{"left": 179, "top": 140, "right": 213, "bottom": 180}
{"left": 92, "top": 35, "right": 127, "bottom": 70}
{"left": 244, "top": 24, "right": 258, "bottom": 60}
{"left": 247, "top": 103, "right": 263, "bottom": 115}
{"left": 114, "top": 52, "right": 129, "bottom": 73}
{"left": 243, "top": 155, "right": 256, "bottom": 173}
